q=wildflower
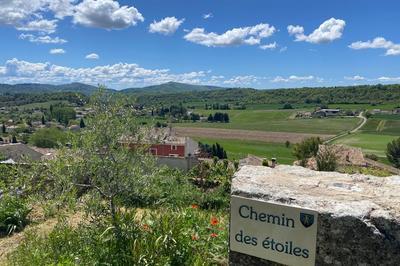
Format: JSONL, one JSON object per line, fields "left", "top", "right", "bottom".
{"left": 191, "top": 204, "right": 199, "bottom": 209}
{"left": 210, "top": 216, "right": 219, "bottom": 226}
{"left": 191, "top": 234, "right": 199, "bottom": 241}
{"left": 142, "top": 224, "right": 150, "bottom": 231}
{"left": 210, "top": 233, "right": 218, "bottom": 238}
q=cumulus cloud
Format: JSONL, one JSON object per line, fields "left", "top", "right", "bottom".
{"left": 377, "top": 76, "right": 400, "bottom": 82}
{"left": 50, "top": 48, "right": 66, "bottom": 54}
{"left": 260, "top": 42, "right": 277, "bottom": 50}
{"left": 344, "top": 75, "right": 365, "bottom": 81}
{"left": 271, "top": 75, "right": 319, "bottom": 83}
{"left": 223, "top": 75, "right": 259, "bottom": 86}
{"left": 73, "top": 0, "right": 144, "bottom": 29}
{"left": 16, "top": 19, "right": 58, "bottom": 34}
{"left": 0, "top": 58, "right": 211, "bottom": 89}
{"left": 184, "top": 23, "right": 276, "bottom": 47}
{"left": 349, "top": 37, "right": 400, "bottom": 56}
{"left": 149, "top": 17, "right": 185, "bottom": 35}
{"left": 0, "top": 0, "right": 144, "bottom": 33}
{"left": 19, "top": 34, "right": 67, "bottom": 44}
{"left": 86, "top": 53, "right": 99, "bottom": 60}
{"left": 288, "top": 18, "right": 345, "bottom": 44}
{"left": 203, "top": 13, "right": 213, "bottom": 19}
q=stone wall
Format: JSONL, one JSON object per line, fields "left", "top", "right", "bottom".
{"left": 230, "top": 165, "right": 400, "bottom": 265}
{"left": 156, "top": 156, "right": 199, "bottom": 171}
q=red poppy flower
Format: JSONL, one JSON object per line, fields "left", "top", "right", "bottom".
{"left": 210, "top": 233, "right": 218, "bottom": 238}
{"left": 142, "top": 224, "right": 150, "bottom": 231}
{"left": 191, "top": 204, "right": 199, "bottom": 209}
{"left": 210, "top": 217, "right": 219, "bottom": 226}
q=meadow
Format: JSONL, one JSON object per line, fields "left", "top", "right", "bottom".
{"left": 178, "top": 109, "right": 360, "bottom": 135}
{"left": 334, "top": 133, "right": 397, "bottom": 158}
{"left": 195, "top": 137, "right": 296, "bottom": 164}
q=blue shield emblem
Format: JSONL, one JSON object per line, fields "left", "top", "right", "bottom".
{"left": 300, "top": 212, "right": 314, "bottom": 228}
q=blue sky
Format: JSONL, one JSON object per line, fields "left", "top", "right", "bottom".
{"left": 0, "top": 0, "right": 399, "bottom": 89}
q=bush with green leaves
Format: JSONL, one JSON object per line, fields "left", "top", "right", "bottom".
{"left": 0, "top": 195, "right": 30, "bottom": 236}
{"left": 386, "top": 137, "right": 400, "bottom": 168}
{"left": 293, "top": 137, "right": 322, "bottom": 166}
{"left": 29, "top": 127, "right": 68, "bottom": 148}
{"left": 9, "top": 207, "right": 228, "bottom": 265}
{"left": 316, "top": 146, "right": 338, "bottom": 172}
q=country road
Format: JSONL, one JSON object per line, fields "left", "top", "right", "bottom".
{"left": 325, "top": 112, "right": 367, "bottom": 143}
{"left": 351, "top": 112, "right": 367, "bottom": 133}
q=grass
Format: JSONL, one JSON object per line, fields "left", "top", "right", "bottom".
{"left": 361, "top": 114, "right": 400, "bottom": 136}
{"left": 334, "top": 133, "right": 398, "bottom": 158}
{"left": 195, "top": 137, "right": 296, "bottom": 165}
{"left": 178, "top": 109, "right": 359, "bottom": 135}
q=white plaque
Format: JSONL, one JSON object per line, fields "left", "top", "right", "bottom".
{"left": 230, "top": 195, "right": 318, "bottom": 266}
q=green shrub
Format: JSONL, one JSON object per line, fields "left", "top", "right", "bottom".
{"left": 365, "top": 153, "right": 379, "bottom": 161}
{"left": 0, "top": 195, "right": 30, "bottom": 236}
{"left": 316, "top": 147, "right": 338, "bottom": 172}
{"left": 386, "top": 137, "right": 400, "bottom": 168}
{"left": 9, "top": 208, "right": 228, "bottom": 265}
{"left": 29, "top": 127, "right": 68, "bottom": 148}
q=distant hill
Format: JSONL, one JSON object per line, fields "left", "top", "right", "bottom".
{"left": 0, "top": 82, "right": 99, "bottom": 95}
{"left": 0, "top": 81, "right": 224, "bottom": 95}
{"left": 122, "top": 81, "right": 224, "bottom": 94}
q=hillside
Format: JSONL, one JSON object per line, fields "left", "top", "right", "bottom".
{"left": 0, "top": 82, "right": 98, "bottom": 95}
{"left": 122, "top": 81, "right": 224, "bottom": 94}
{"left": 136, "top": 84, "right": 400, "bottom": 106}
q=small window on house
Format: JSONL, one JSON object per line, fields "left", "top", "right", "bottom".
{"left": 172, "top": 145, "right": 177, "bottom": 150}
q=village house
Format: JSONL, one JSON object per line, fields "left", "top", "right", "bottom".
{"left": 0, "top": 143, "right": 44, "bottom": 164}
{"left": 126, "top": 128, "right": 199, "bottom": 170}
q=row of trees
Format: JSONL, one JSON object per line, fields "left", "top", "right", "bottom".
{"left": 199, "top": 142, "right": 228, "bottom": 159}
{"left": 205, "top": 103, "right": 230, "bottom": 110}
{"left": 207, "top": 112, "right": 230, "bottom": 123}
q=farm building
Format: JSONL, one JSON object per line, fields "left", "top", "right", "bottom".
{"left": 313, "top": 109, "right": 341, "bottom": 117}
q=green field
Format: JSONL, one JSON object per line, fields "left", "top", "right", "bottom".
{"left": 195, "top": 137, "right": 296, "bottom": 164}
{"left": 179, "top": 109, "right": 360, "bottom": 135}
{"left": 334, "top": 133, "right": 398, "bottom": 158}
{"left": 18, "top": 100, "right": 70, "bottom": 109}
{"left": 361, "top": 114, "right": 400, "bottom": 136}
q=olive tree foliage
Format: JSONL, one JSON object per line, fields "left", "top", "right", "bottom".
{"left": 386, "top": 137, "right": 400, "bottom": 168}
{"left": 316, "top": 146, "right": 338, "bottom": 172}
{"left": 293, "top": 137, "right": 322, "bottom": 166}
{"left": 36, "top": 89, "right": 159, "bottom": 242}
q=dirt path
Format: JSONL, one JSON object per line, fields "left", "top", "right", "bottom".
{"left": 325, "top": 113, "right": 366, "bottom": 143}
{"left": 175, "top": 127, "right": 333, "bottom": 143}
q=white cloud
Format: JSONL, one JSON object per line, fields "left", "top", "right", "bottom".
{"left": 279, "top": 46, "right": 288, "bottom": 52}
{"left": 0, "top": 58, "right": 210, "bottom": 89}
{"left": 223, "top": 75, "right": 259, "bottom": 86}
{"left": 16, "top": 19, "right": 58, "bottom": 34}
{"left": 86, "top": 53, "right": 99, "bottom": 60}
{"left": 0, "top": 0, "right": 144, "bottom": 33}
{"left": 288, "top": 18, "right": 345, "bottom": 44}
{"left": 203, "top": 13, "right": 213, "bottom": 19}
{"left": 19, "top": 34, "right": 67, "bottom": 44}
{"left": 260, "top": 42, "right": 277, "bottom": 50}
{"left": 271, "top": 75, "right": 318, "bottom": 83}
{"left": 344, "top": 75, "right": 365, "bottom": 81}
{"left": 73, "top": 0, "right": 144, "bottom": 29}
{"left": 184, "top": 23, "right": 276, "bottom": 47}
{"left": 377, "top": 76, "right": 400, "bottom": 82}
{"left": 149, "top": 17, "right": 185, "bottom": 35}
{"left": 48, "top": 0, "right": 76, "bottom": 19}
{"left": 50, "top": 48, "right": 66, "bottom": 54}
{"left": 349, "top": 37, "right": 400, "bottom": 56}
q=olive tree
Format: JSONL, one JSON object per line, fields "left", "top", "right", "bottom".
{"left": 40, "top": 89, "right": 158, "bottom": 244}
